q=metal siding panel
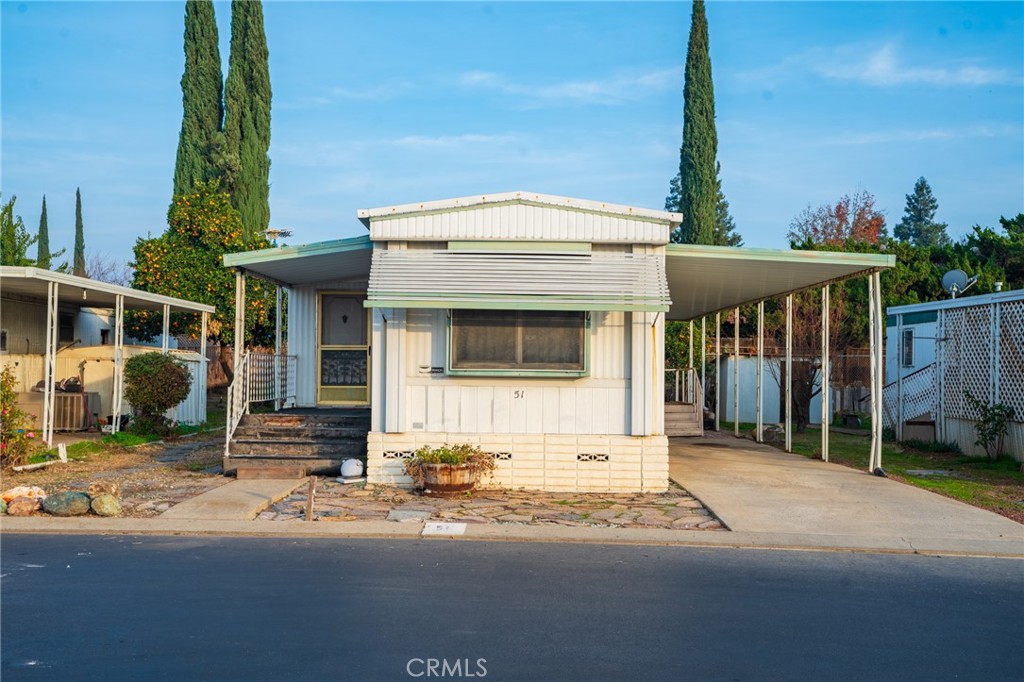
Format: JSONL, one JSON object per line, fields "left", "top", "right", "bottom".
{"left": 477, "top": 386, "right": 494, "bottom": 433}
{"left": 510, "top": 387, "right": 528, "bottom": 433}
{"left": 493, "top": 386, "right": 511, "bottom": 432}
{"left": 408, "top": 384, "right": 426, "bottom": 429}
{"left": 290, "top": 286, "right": 318, "bottom": 407}
{"left": 542, "top": 387, "right": 560, "bottom": 433}
{"left": 575, "top": 389, "right": 593, "bottom": 434}
{"left": 559, "top": 387, "right": 576, "bottom": 433}
{"left": 460, "top": 386, "right": 478, "bottom": 433}
{"left": 426, "top": 385, "right": 444, "bottom": 432}
{"left": 526, "top": 389, "right": 544, "bottom": 434}
{"left": 443, "top": 385, "right": 461, "bottom": 431}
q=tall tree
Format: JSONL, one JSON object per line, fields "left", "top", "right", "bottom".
{"left": 0, "top": 195, "right": 37, "bottom": 266}
{"left": 173, "top": 0, "right": 225, "bottom": 198}
{"left": 666, "top": 162, "right": 742, "bottom": 246}
{"left": 73, "top": 187, "right": 86, "bottom": 276}
{"left": 224, "top": 0, "right": 272, "bottom": 241}
{"left": 36, "top": 195, "right": 51, "bottom": 269}
{"left": 893, "top": 177, "right": 949, "bottom": 248}
{"left": 672, "top": 0, "right": 717, "bottom": 245}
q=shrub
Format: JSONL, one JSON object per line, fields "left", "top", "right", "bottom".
{"left": 1, "top": 364, "right": 40, "bottom": 468}
{"left": 964, "top": 392, "right": 1016, "bottom": 459}
{"left": 123, "top": 353, "right": 192, "bottom": 435}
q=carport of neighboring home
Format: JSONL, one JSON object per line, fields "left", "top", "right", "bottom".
{"left": 222, "top": 191, "right": 893, "bottom": 492}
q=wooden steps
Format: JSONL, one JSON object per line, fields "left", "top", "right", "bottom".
{"left": 226, "top": 409, "right": 371, "bottom": 477}
{"left": 665, "top": 402, "right": 703, "bottom": 437}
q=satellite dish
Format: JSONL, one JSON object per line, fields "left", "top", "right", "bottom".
{"left": 263, "top": 227, "right": 293, "bottom": 246}
{"left": 941, "top": 269, "right": 977, "bottom": 299}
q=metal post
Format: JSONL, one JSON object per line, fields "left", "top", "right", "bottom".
{"left": 872, "top": 271, "right": 884, "bottom": 471}
{"left": 715, "top": 312, "right": 721, "bottom": 432}
{"left": 895, "top": 313, "right": 903, "bottom": 442}
{"left": 822, "top": 285, "right": 830, "bottom": 462}
{"left": 733, "top": 307, "right": 740, "bottom": 437}
{"left": 42, "top": 282, "right": 58, "bottom": 446}
{"left": 700, "top": 316, "right": 706, "bottom": 408}
{"left": 161, "top": 303, "right": 170, "bottom": 353}
{"left": 785, "top": 294, "right": 793, "bottom": 453}
{"left": 111, "top": 294, "right": 125, "bottom": 434}
{"left": 200, "top": 310, "right": 208, "bottom": 419}
{"left": 233, "top": 270, "right": 246, "bottom": 377}
{"left": 275, "top": 286, "right": 283, "bottom": 411}
{"left": 868, "top": 272, "right": 879, "bottom": 472}
{"left": 688, "top": 320, "right": 694, "bottom": 369}
{"left": 756, "top": 300, "right": 763, "bottom": 443}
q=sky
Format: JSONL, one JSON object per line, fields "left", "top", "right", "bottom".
{"left": 2, "top": 1, "right": 1022, "bottom": 268}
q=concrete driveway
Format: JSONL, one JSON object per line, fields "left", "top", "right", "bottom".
{"left": 669, "top": 435, "right": 1024, "bottom": 549}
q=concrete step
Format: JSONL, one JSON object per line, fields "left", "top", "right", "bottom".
{"left": 236, "top": 465, "right": 308, "bottom": 480}
{"left": 232, "top": 425, "right": 368, "bottom": 440}
{"left": 229, "top": 440, "right": 367, "bottom": 458}
{"left": 241, "top": 412, "right": 370, "bottom": 428}
{"left": 226, "top": 457, "right": 351, "bottom": 477}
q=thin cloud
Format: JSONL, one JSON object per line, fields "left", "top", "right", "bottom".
{"left": 740, "top": 42, "right": 1019, "bottom": 88}
{"left": 277, "top": 80, "right": 415, "bottom": 110}
{"left": 458, "top": 66, "right": 681, "bottom": 106}
{"left": 830, "top": 123, "right": 1019, "bottom": 145}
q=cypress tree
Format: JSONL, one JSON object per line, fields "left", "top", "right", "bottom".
{"left": 173, "top": 0, "right": 225, "bottom": 198}
{"left": 73, "top": 187, "right": 86, "bottom": 277}
{"left": 36, "top": 195, "right": 51, "bottom": 269}
{"left": 224, "top": 0, "right": 272, "bottom": 241}
{"left": 674, "top": 0, "right": 717, "bottom": 245}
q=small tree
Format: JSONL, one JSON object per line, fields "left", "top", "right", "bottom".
{"left": 964, "top": 392, "right": 1017, "bottom": 460}
{"left": 1, "top": 195, "right": 38, "bottom": 266}
{"left": 1, "top": 365, "right": 40, "bottom": 469}
{"left": 123, "top": 353, "right": 193, "bottom": 435}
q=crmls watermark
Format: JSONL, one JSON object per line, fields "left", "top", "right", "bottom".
{"left": 406, "top": 658, "right": 488, "bottom": 678}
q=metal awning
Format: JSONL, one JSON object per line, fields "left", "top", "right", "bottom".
{"left": 665, "top": 244, "right": 895, "bottom": 320}
{"left": 366, "top": 249, "right": 671, "bottom": 312}
{"left": 0, "top": 267, "right": 215, "bottom": 313}
{"left": 222, "top": 235, "right": 373, "bottom": 287}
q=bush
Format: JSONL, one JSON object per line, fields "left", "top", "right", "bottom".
{"left": 123, "top": 353, "right": 192, "bottom": 435}
{"left": 1, "top": 364, "right": 41, "bottom": 468}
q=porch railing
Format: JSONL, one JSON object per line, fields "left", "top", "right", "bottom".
{"left": 665, "top": 367, "right": 702, "bottom": 404}
{"left": 224, "top": 351, "right": 298, "bottom": 456}
{"left": 881, "top": 362, "right": 936, "bottom": 429}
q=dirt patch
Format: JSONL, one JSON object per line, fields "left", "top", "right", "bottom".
{"left": 1, "top": 433, "right": 230, "bottom": 518}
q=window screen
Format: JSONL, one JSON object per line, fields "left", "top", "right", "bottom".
{"left": 901, "top": 329, "right": 914, "bottom": 367}
{"left": 451, "top": 310, "right": 585, "bottom": 372}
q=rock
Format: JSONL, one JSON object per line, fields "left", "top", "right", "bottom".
{"left": 0, "top": 499, "right": 6, "bottom": 514}
{"left": 7, "top": 496, "right": 42, "bottom": 516}
{"left": 42, "top": 491, "right": 91, "bottom": 516}
{"left": 88, "top": 481, "right": 121, "bottom": 499}
{"left": 2, "top": 486, "right": 46, "bottom": 503}
{"left": 90, "top": 494, "right": 122, "bottom": 517}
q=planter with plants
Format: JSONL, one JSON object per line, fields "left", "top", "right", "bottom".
{"left": 404, "top": 444, "right": 496, "bottom": 496}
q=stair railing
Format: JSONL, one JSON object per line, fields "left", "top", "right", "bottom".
{"left": 224, "top": 351, "right": 299, "bottom": 457}
{"left": 664, "top": 367, "right": 700, "bottom": 404}
{"left": 225, "top": 351, "right": 250, "bottom": 457}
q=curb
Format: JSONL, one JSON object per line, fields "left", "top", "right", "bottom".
{"left": 2, "top": 517, "right": 1022, "bottom": 559}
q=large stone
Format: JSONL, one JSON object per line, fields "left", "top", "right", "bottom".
{"left": 0, "top": 499, "right": 6, "bottom": 514}
{"left": 90, "top": 494, "right": 122, "bottom": 517}
{"left": 88, "top": 481, "right": 121, "bottom": 499}
{"left": 7, "top": 496, "right": 42, "bottom": 516}
{"left": 42, "top": 491, "right": 91, "bottom": 516}
{"left": 2, "top": 486, "right": 46, "bottom": 504}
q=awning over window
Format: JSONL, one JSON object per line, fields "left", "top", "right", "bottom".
{"left": 366, "top": 249, "right": 671, "bottom": 312}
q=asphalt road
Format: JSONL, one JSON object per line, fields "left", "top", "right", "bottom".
{"left": 2, "top": 535, "right": 1022, "bottom": 682}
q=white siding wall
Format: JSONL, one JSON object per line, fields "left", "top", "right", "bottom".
{"left": 288, "top": 286, "right": 319, "bottom": 407}
{"left": 369, "top": 203, "right": 670, "bottom": 244}
{"left": 399, "top": 309, "right": 631, "bottom": 436}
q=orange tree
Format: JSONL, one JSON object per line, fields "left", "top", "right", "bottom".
{"left": 127, "top": 180, "right": 274, "bottom": 381}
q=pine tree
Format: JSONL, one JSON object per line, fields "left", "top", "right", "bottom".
{"left": 73, "top": 187, "right": 86, "bottom": 277}
{"left": 224, "top": 0, "right": 272, "bottom": 241}
{"left": 36, "top": 195, "right": 51, "bottom": 269}
{"left": 173, "top": 0, "right": 225, "bottom": 198}
{"left": 674, "top": 0, "right": 717, "bottom": 245}
{"left": 894, "top": 177, "right": 949, "bottom": 248}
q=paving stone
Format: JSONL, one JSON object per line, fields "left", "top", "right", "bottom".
{"left": 387, "top": 510, "right": 430, "bottom": 522}
{"left": 497, "top": 513, "right": 534, "bottom": 523}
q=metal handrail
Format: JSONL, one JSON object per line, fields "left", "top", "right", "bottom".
{"left": 224, "top": 352, "right": 299, "bottom": 457}
{"left": 224, "top": 351, "right": 250, "bottom": 457}
{"left": 665, "top": 367, "right": 701, "bottom": 404}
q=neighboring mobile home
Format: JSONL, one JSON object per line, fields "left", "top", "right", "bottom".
{"left": 223, "top": 192, "right": 894, "bottom": 491}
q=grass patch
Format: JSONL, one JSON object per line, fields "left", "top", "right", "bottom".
{"left": 102, "top": 431, "right": 159, "bottom": 447}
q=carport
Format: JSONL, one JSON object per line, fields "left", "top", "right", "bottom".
{"left": 664, "top": 245, "right": 894, "bottom": 470}
{"left": 0, "top": 267, "right": 215, "bottom": 445}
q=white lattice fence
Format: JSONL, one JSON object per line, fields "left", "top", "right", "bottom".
{"left": 998, "top": 300, "right": 1024, "bottom": 417}
{"left": 882, "top": 363, "right": 935, "bottom": 429}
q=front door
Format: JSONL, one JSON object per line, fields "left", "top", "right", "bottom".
{"left": 317, "top": 292, "right": 369, "bottom": 405}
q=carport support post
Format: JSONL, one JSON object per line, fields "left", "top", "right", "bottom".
{"left": 41, "top": 281, "right": 59, "bottom": 446}
{"left": 161, "top": 303, "right": 170, "bottom": 353}
{"left": 785, "top": 294, "right": 793, "bottom": 453}
{"left": 700, "top": 316, "right": 706, "bottom": 407}
{"left": 756, "top": 300, "right": 764, "bottom": 443}
{"left": 688, "top": 320, "right": 693, "bottom": 370}
{"left": 715, "top": 312, "right": 721, "bottom": 432}
{"left": 868, "top": 271, "right": 884, "bottom": 472}
{"left": 111, "top": 294, "right": 125, "bottom": 434}
{"left": 233, "top": 269, "right": 246, "bottom": 382}
{"left": 733, "top": 307, "right": 740, "bottom": 436}
{"left": 821, "top": 285, "right": 830, "bottom": 462}
{"left": 274, "top": 286, "right": 283, "bottom": 411}
{"left": 200, "top": 311, "right": 208, "bottom": 410}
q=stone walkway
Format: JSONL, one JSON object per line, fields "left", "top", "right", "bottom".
{"left": 258, "top": 479, "right": 725, "bottom": 530}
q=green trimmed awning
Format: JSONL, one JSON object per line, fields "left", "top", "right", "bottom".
{"left": 366, "top": 249, "right": 671, "bottom": 312}
{"left": 665, "top": 244, "right": 895, "bottom": 320}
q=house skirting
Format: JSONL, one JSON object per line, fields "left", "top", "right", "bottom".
{"left": 366, "top": 432, "right": 669, "bottom": 493}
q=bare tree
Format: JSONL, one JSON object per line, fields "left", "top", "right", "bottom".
{"left": 85, "top": 252, "right": 133, "bottom": 287}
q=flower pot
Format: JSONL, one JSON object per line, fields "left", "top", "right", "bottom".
{"left": 421, "top": 462, "right": 476, "bottom": 497}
